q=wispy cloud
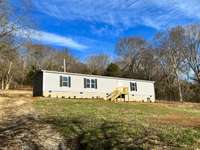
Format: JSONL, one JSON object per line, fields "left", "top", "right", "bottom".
{"left": 15, "top": 28, "right": 88, "bottom": 50}
{"left": 32, "top": 0, "right": 200, "bottom": 30}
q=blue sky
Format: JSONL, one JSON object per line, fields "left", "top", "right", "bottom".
{"left": 12, "top": 0, "right": 200, "bottom": 59}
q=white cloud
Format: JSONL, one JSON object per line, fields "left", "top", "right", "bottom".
{"left": 32, "top": 0, "right": 200, "bottom": 29}
{"left": 15, "top": 28, "right": 88, "bottom": 50}
{"left": 151, "top": 0, "right": 200, "bottom": 18}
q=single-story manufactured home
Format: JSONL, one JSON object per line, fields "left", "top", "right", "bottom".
{"left": 33, "top": 70, "right": 155, "bottom": 102}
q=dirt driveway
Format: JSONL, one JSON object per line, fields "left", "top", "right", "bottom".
{"left": 0, "top": 90, "right": 65, "bottom": 150}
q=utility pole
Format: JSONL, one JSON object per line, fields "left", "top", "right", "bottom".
{"left": 63, "top": 58, "right": 66, "bottom": 72}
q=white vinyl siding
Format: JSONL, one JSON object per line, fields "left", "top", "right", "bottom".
{"left": 42, "top": 71, "right": 155, "bottom": 102}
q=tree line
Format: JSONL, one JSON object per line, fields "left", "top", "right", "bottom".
{"left": 0, "top": 0, "right": 200, "bottom": 102}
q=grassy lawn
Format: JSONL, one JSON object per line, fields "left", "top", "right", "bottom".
{"left": 34, "top": 98, "right": 200, "bottom": 149}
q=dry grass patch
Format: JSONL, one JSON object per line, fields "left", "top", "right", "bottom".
{"left": 0, "top": 90, "right": 64, "bottom": 149}
{"left": 151, "top": 115, "right": 200, "bottom": 128}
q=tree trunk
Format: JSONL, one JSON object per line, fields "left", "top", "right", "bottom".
{"left": 1, "top": 78, "right": 4, "bottom": 90}
{"left": 177, "top": 78, "right": 183, "bottom": 102}
{"left": 176, "top": 69, "right": 183, "bottom": 102}
{"left": 5, "top": 77, "right": 12, "bottom": 90}
{"left": 198, "top": 72, "right": 200, "bottom": 84}
{"left": 5, "top": 61, "right": 13, "bottom": 90}
{"left": 5, "top": 83, "right": 9, "bottom": 90}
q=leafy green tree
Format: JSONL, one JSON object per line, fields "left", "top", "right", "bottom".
{"left": 104, "top": 63, "right": 121, "bottom": 77}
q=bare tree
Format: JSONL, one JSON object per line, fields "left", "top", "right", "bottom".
{"left": 0, "top": 0, "right": 34, "bottom": 89}
{"left": 0, "top": 0, "right": 13, "bottom": 40}
{"left": 86, "top": 54, "right": 110, "bottom": 75}
{"left": 116, "top": 37, "right": 148, "bottom": 74}
{"left": 157, "top": 26, "right": 187, "bottom": 102}
{"left": 51, "top": 48, "right": 77, "bottom": 72}
{"left": 116, "top": 37, "right": 158, "bottom": 80}
{"left": 25, "top": 43, "right": 76, "bottom": 71}
{"left": 0, "top": 43, "right": 22, "bottom": 89}
{"left": 139, "top": 48, "right": 157, "bottom": 80}
{"left": 185, "top": 24, "right": 200, "bottom": 83}
{"left": 153, "top": 46, "right": 179, "bottom": 100}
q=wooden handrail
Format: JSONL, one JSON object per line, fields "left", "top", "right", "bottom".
{"left": 107, "top": 87, "right": 129, "bottom": 101}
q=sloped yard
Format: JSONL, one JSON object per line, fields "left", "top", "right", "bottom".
{"left": 34, "top": 98, "right": 200, "bottom": 149}
{"left": 1, "top": 91, "right": 200, "bottom": 149}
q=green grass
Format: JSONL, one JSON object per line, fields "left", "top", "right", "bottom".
{"left": 34, "top": 98, "right": 200, "bottom": 149}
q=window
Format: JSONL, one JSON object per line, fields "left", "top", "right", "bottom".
{"left": 86, "top": 79, "right": 90, "bottom": 88}
{"left": 91, "top": 79, "right": 96, "bottom": 88}
{"left": 84, "top": 78, "right": 97, "bottom": 89}
{"left": 130, "top": 82, "right": 137, "bottom": 91}
{"left": 60, "top": 76, "right": 71, "bottom": 87}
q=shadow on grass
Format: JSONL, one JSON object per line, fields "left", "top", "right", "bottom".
{"left": 0, "top": 115, "right": 44, "bottom": 149}
{"left": 42, "top": 116, "right": 180, "bottom": 150}
{"left": 1, "top": 114, "right": 195, "bottom": 149}
{"left": 0, "top": 115, "right": 63, "bottom": 149}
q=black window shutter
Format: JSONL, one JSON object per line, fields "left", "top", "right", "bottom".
{"left": 84, "top": 78, "right": 86, "bottom": 88}
{"left": 135, "top": 83, "right": 137, "bottom": 91}
{"left": 60, "top": 76, "right": 62, "bottom": 87}
{"left": 69, "top": 76, "right": 71, "bottom": 87}
{"left": 95, "top": 79, "right": 97, "bottom": 89}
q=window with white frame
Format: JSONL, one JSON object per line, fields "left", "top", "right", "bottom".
{"left": 130, "top": 82, "right": 137, "bottom": 91}
{"left": 84, "top": 78, "right": 97, "bottom": 89}
{"left": 60, "top": 76, "right": 71, "bottom": 87}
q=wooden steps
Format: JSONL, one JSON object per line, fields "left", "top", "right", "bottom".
{"left": 107, "top": 87, "right": 128, "bottom": 102}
